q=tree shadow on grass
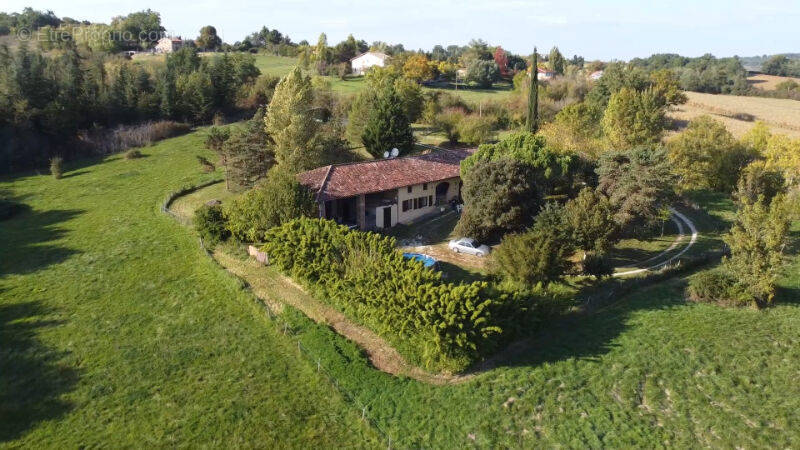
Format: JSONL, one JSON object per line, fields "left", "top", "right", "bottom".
{"left": 0, "top": 194, "right": 83, "bottom": 277}
{"left": 0, "top": 301, "right": 79, "bottom": 442}
{"left": 477, "top": 278, "right": 689, "bottom": 372}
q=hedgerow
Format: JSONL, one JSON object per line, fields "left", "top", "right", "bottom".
{"left": 261, "top": 217, "right": 535, "bottom": 373}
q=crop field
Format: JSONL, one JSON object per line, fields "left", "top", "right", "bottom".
{"left": 748, "top": 73, "right": 800, "bottom": 91}
{"left": 2, "top": 128, "right": 799, "bottom": 447}
{"left": 668, "top": 91, "right": 800, "bottom": 138}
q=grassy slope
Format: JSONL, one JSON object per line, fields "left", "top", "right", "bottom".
{"left": 0, "top": 135, "right": 378, "bottom": 446}
{"left": 2, "top": 129, "right": 799, "bottom": 447}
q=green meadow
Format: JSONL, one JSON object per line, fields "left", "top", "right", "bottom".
{"left": 2, "top": 129, "right": 798, "bottom": 447}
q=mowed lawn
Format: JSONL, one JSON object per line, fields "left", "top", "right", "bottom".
{"left": 2, "top": 128, "right": 800, "bottom": 447}
{"left": 0, "top": 134, "right": 378, "bottom": 447}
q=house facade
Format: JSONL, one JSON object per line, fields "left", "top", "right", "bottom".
{"left": 298, "top": 149, "right": 473, "bottom": 230}
{"left": 350, "top": 51, "right": 389, "bottom": 75}
{"left": 155, "top": 37, "right": 183, "bottom": 53}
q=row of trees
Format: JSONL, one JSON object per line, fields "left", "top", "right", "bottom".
{"left": 0, "top": 44, "right": 262, "bottom": 171}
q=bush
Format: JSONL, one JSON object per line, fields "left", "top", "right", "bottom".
{"left": 492, "top": 204, "right": 573, "bottom": 286}
{"left": 124, "top": 149, "right": 143, "bottom": 159}
{"left": 457, "top": 114, "right": 494, "bottom": 145}
{"left": 581, "top": 252, "right": 614, "bottom": 278}
{"left": 194, "top": 204, "right": 230, "bottom": 246}
{"left": 686, "top": 269, "right": 749, "bottom": 306}
{"left": 434, "top": 108, "right": 464, "bottom": 144}
{"left": 224, "top": 168, "right": 316, "bottom": 242}
{"left": 50, "top": 156, "right": 63, "bottom": 179}
{"left": 82, "top": 121, "right": 191, "bottom": 155}
{"left": 261, "top": 217, "right": 535, "bottom": 372}
{"left": 196, "top": 155, "right": 216, "bottom": 173}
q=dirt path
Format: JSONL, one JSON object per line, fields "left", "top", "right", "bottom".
{"left": 214, "top": 251, "right": 472, "bottom": 385}
{"left": 613, "top": 207, "right": 699, "bottom": 277}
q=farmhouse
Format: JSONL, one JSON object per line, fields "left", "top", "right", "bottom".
{"left": 298, "top": 149, "right": 473, "bottom": 230}
{"left": 155, "top": 36, "right": 183, "bottom": 53}
{"left": 350, "top": 51, "right": 389, "bottom": 75}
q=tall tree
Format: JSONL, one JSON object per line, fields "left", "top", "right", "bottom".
{"left": 602, "top": 87, "right": 666, "bottom": 149}
{"left": 548, "top": 46, "right": 565, "bottom": 75}
{"left": 526, "top": 47, "right": 539, "bottom": 133}
{"left": 196, "top": 25, "right": 222, "bottom": 51}
{"left": 361, "top": 84, "right": 413, "bottom": 158}
{"left": 265, "top": 67, "right": 318, "bottom": 172}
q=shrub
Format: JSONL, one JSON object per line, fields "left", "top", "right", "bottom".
{"left": 124, "top": 149, "right": 143, "bottom": 159}
{"left": 194, "top": 204, "right": 230, "bottom": 246}
{"left": 261, "top": 217, "right": 535, "bottom": 372}
{"left": 686, "top": 269, "right": 748, "bottom": 306}
{"left": 50, "top": 156, "right": 63, "bottom": 179}
{"left": 82, "top": 121, "right": 191, "bottom": 155}
{"left": 434, "top": 108, "right": 464, "bottom": 144}
{"left": 581, "top": 252, "right": 614, "bottom": 278}
{"left": 196, "top": 155, "right": 216, "bottom": 173}
{"left": 224, "top": 168, "right": 315, "bottom": 242}
{"left": 457, "top": 114, "right": 494, "bottom": 145}
{"left": 492, "top": 203, "right": 573, "bottom": 286}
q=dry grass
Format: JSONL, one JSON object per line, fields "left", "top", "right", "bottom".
{"left": 668, "top": 91, "right": 800, "bottom": 138}
{"left": 748, "top": 74, "right": 800, "bottom": 91}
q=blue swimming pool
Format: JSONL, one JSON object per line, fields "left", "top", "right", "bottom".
{"left": 403, "top": 252, "right": 437, "bottom": 268}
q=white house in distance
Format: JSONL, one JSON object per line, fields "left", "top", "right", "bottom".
{"left": 155, "top": 36, "right": 183, "bottom": 53}
{"left": 350, "top": 51, "right": 389, "bottom": 75}
{"left": 589, "top": 70, "right": 604, "bottom": 80}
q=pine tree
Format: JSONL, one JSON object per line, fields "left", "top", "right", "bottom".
{"left": 526, "top": 47, "right": 539, "bottom": 133}
{"left": 361, "top": 85, "right": 413, "bottom": 158}
{"left": 264, "top": 67, "right": 318, "bottom": 172}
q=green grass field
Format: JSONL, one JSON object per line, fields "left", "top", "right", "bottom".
{"left": 0, "top": 135, "right": 378, "bottom": 447}
{"left": 2, "top": 129, "right": 799, "bottom": 447}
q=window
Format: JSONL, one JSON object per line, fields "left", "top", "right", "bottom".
{"left": 423, "top": 183, "right": 428, "bottom": 190}
{"left": 429, "top": 195, "right": 433, "bottom": 206}
{"left": 413, "top": 198, "right": 418, "bottom": 209}
{"left": 402, "top": 200, "right": 411, "bottom": 212}
{"left": 419, "top": 196, "right": 428, "bottom": 208}
{"left": 407, "top": 186, "right": 412, "bottom": 193}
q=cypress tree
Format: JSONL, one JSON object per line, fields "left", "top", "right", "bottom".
{"left": 526, "top": 47, "right": 539, "bottom": 133}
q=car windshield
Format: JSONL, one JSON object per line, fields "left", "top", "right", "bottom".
{"left": 462, "top": 238, "right": 476, "bottom": 247}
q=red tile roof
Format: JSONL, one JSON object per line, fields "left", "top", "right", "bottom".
{"left": 298, "top": 149, "right": 474, "bottom": 201}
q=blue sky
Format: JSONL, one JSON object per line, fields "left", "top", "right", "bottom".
{"left": 6, "top": 0, "right": 799, "bottom": 60}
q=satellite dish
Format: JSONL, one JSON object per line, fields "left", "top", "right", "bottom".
{"left": 383, "top": 151, "right": 390, "bottom": 158}
{"left": 391, "top": 148, "right": 399, "bottom": 157}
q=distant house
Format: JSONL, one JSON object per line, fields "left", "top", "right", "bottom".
{"left": 155, "top": 36, "right": 183, "bottom": 54}
{"left": 298, "top": 149, "right": 474, "bottom": 230}
{"left": 589, "top": 70, "right": 604, "bottom": 81}
{"left": 537, "top": 67, "right": 556, "bottom": 80}
{"left": 350, "top": 51, "right": 389, "bottom": 75}
{"left": 526, "top": 66, "right": 556, "bottom": 80}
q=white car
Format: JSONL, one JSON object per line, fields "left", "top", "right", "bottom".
{"left": 448, "top": 238, "right": 490, "bottom": 257}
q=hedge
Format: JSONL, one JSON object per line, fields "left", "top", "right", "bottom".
{"left": 262, "top": 218, "right": 534, "bottom": 373}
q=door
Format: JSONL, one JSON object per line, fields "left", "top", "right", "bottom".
{"left": 382, "top": 207, "right": 392, "bottom": 228}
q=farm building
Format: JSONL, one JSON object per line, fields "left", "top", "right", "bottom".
{"left": 350, "top": 51, "right": 389, "bottom": 75}
{"left": 155, "top": 36, "right": 183, "bottom": 53}
{"left": 298, "top": 149, "right": 473, "bottom": 230}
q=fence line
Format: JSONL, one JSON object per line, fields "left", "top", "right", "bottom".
{"left": 161, "top": 182, "right": 397, "bottom": 449}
